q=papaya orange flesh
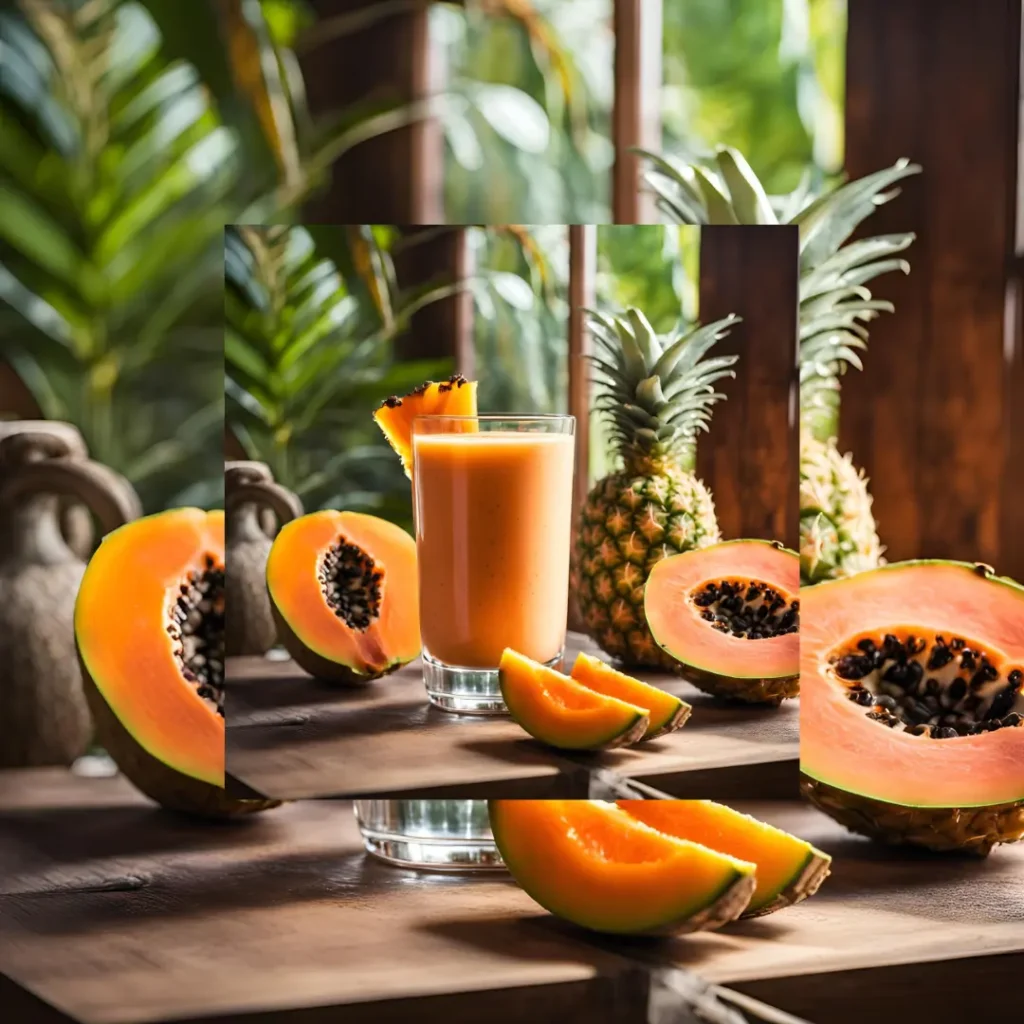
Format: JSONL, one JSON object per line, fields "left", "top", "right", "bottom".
{"left": 75, "top": 508, "right": 226, "bottom": 788}
{"left": 266, "top": 511, "right": 420, "bottom": 683}
{"left": 617, "top": 800, "right": 831, "bottom": 916}
{"left": 645, "top": 539, "right": 799, "bottom": 682}
{"left": 570, "top": 652, "right": 691, "bottom": 740}
{"left": 499, "top": 649, "right": 649, "bottom": 750}
{"left": 802, "top": 560, "right": 1024, "bottom": 808}
{"left": 373, "top": 375, "right": 478, "bottom": 476}
{"left": 489, "top": 800, "right": 756, "bottom": 935}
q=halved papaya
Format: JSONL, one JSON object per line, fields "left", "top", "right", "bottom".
{"left": 373, "top": 374, "right": 478, "bottom": 476}
{"left": 266, "top": 510, "right": 420, "bottom": 683}
{"left": 570, "top": 652, "right": 691, "bottom": 740}
{"left": 645, "top": 539, "right": 800, "bottom": 704}
{"left": 617, "top": 800, "right": 831, "bottom": 917}
{"left": 499, "top": 648, "right": 649, "bottom": 750}
{"left": 74, "top": 508, "right": 277, "bottom": 818}
{"left": 801, "top": 560, "right": 1024, "bottom": 854}
{"left": 489, "top": 800, "right": 756, "bottom": 935}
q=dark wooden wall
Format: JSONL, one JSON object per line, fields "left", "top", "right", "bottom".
{"left": 301, "top": 0, "right": 444, "bottom": 223}
{"left": 841, "top": 0, "right": 1022, "bottom": 577}
{"left": 393, "top": 227, "right": 474, "bottom": 374}
{"left": 697, "top": 225, "right": 799, "bottom": 550}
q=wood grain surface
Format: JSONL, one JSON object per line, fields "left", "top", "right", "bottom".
{"left": 842, "top": 0, "right": 1023, "bottom": 577}
{"left": 698, "top": 226, "right": 799, "bottom": 551}
{"left": 225, "top": 633, "right": 798, "bottom": 800}
{"left": 0, "top": 771, "right": 646, "bottom": 1024}
{"left": 1, "top": 773, "right": 1020, "bottom": 1024}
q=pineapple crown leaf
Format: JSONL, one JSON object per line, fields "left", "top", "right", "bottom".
{"left": 653, "top": 313, "right": 741, "bottom": 380}
{"left": 628, "top": 307, "right": 664, "bottom": 364}
{"left": 692, "top": 164, "right": 741, "bottom": 224}
{"left": 795, "top": 161, "right": 922, "bottom": 270}
{"left": 638, "top": 143, "right": 921, "bottom": 272}
{"left": 714, "top": 146, "right": 779, "bottom": 225}
{"left": 584, "top": 305, "right": 740, "bottom": 463}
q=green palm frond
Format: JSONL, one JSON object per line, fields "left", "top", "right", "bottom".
{"left": 0, "top": 0, "right": 241, "bottom": 510}
{"left": 224, "top": 225, "right": 458, "bottom": 528}
{"left": 0, "top": 0, "right": 446, "bottom": 511}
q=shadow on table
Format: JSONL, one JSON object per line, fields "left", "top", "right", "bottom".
{"left": 416, "top": 909, "right": 793, "bottom": 973}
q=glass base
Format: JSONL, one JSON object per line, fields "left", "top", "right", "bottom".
{"left": 354, "top": 800, "right": 505, "bottom": 872}
{"left": 422, "top": 647, "right": 564, "bottom": 715}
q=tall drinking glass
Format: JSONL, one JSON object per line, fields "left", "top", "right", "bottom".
{"left": 412, "top": 414, "right": 576, "bottom": 714}
{"left": 354, "top": 799, "right": 502, "bottom": 870}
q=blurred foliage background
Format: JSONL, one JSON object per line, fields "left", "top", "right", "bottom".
{"left": 0, "top": 0, "right": 845, "bottom": 520}
{"left": 225, "top": 223, "right": 460, "bottom": 532}
{"left": 437, "top": 0, "right": 846, "bottom": 221}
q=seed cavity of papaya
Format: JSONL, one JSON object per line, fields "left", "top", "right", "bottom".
{"left": 166, "top": 553, "right": 225, "bottom": 716}
{"left": 317, "top": 536, "right": 383, "bottom": 631}
{"left": 690, "top": 577, "right": 799, "bottom": 640}
{"left": 829, "top": 631, "right": 1024, "bottom": 738}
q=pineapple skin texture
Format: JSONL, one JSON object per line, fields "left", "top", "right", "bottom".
{"left": 572, "top": 466, "right": 720, "bottom": 668}
{"left": 799, "top": 434, "right": 883, "bottom": 585}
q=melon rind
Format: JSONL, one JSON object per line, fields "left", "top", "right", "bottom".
{"left": 617, "top": 799, "right": 831, "bottom": 916}
{"left": 489, "top": 800, "right": 757, "bottom": 935}
{"left": 500, "top": 651, "right": 649, "bottom": 751}
{"left": 570, "top": 652, "right": 691, "bottom": 740}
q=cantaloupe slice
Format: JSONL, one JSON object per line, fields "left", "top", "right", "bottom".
{"left": 499, "top": 649, "right": 648, "bottom": 750}
{"left": 618, "top": 800, "right": 831, "bottom": 917}
{"left": 489, "top": 800, "right": 756, "bottom": 934}
{"left": 373, "top": 375, "right": 478, "bottom": 476}
{"left": 570, "top": 652, "right": 691, "bottom": 740}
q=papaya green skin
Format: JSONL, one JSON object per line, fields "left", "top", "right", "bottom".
{"left": 79, "top": 651, "right": 279, "bottom": 820}
{"left": 674, "top": 665, "right": 799, "bottom": 706}
{"left": 269, "top": 603, "right": 412, "bottom": 685}
{"left": 647, "top": 541, "right": 801, "bottom": 705}
{"left": 801, "top": 776, "right": 1024, "bottom": 857}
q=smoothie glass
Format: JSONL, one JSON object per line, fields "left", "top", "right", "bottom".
{"left": 412, "top": 414, "right": 575, "bottom": 714}
{"left": 354, "top": 799, "right": 503, "bottom": 870}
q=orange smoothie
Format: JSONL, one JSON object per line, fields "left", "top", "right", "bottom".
{"left": 413, "top": 430, "right": 575, "bottom": 668}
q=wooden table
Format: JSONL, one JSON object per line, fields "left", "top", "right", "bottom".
{"left": 641, "top": 800, "right": 1024, "bottom": 1024}
{"left": 225, "top": 633, "right": 799, "bottom": 801}
{"left": 2, "top": 770, "right": 1021, "bottom": 1024}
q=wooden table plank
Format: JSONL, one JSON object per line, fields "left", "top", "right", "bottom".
{"left": 0, "top": 771, "right": 646, "bottom": 1024}
{"left": 635, "top": 801, "right": 1024, "bottom": 983}
{"left": 225, "top": 633, "right": 798, "bottom": 800}
{"left": 2, "top": 774, "right": 1020, "bottom": 1024}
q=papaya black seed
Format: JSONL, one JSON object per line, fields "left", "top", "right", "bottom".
{"left": 170, "top": 561, "right": 224, "bottom": 717}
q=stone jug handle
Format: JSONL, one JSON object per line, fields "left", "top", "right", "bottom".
{"left": 224, "top": 461, "right": 272, "bottom": 485}
{"left": 0, "top": 442, "right": 142, "bottom": 538}
{"left": 225, "top": 473, "right": 303, "bottom": 529}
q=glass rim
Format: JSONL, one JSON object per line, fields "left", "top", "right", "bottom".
{"left": 411, "top": 413, "right": 575, "bottom": 427}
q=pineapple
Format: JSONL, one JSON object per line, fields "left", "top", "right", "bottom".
{"left": 573, "top": 307, "right": 739, "bottom": 667}
{"left": 641, "top": 145, "right": 920, "bottom": 583}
